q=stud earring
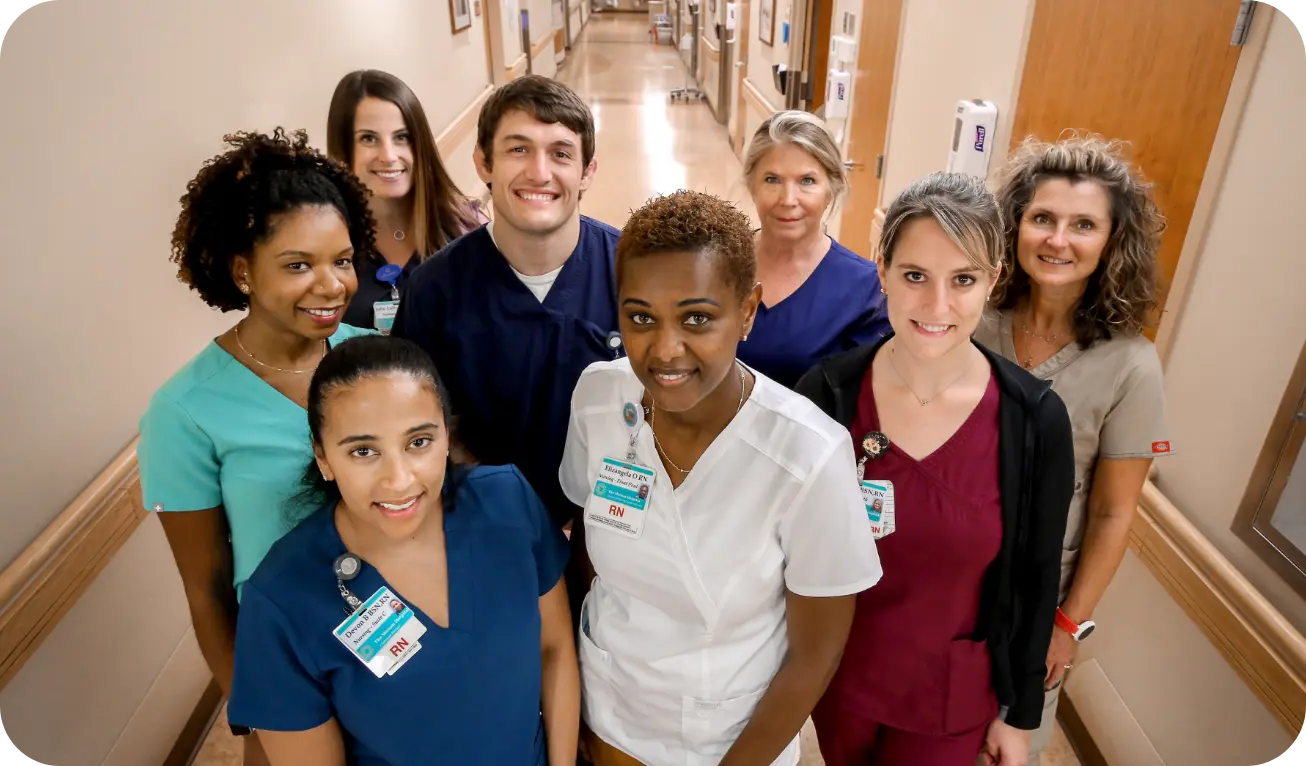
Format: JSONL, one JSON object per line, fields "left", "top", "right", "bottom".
{"left": 880, "top": 286, "right": 887, "bottom": 295}
{"left": 239, "top": 283, "right": 251, "bottom": 294}
{"left": 741, "top": 334, "right": 749, "bottom": 342}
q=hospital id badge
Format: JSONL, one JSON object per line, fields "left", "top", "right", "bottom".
{"left": 373, "top": 301, "right": 397, "bottom": 334}
{"left": 373, "top": 300, "right": 400, "bottom": 335}
{"left": 333, "top": 586, "right": 427, "bottom": 678}
{"left": 584, "top": 457, "right": 656, "bottom": 539}
{"left": 861, "top": 480, "right": 895, "bottom": 539}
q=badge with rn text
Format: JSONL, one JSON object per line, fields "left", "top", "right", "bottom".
{"left": 861, "top": 479, "right": 896, "bottom": 540}
{"left": 585, "top": 457, "right": 656, "bottom": 539}
{"left": 333, "top": 586, "right": 427, "bottom": 678}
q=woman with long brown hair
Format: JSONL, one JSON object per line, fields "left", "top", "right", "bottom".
{"left": 975, "top": 135, "right": 1175, "bottom": 765}
{"left": 327, "top": 69, "right": 488, "bottom": 332}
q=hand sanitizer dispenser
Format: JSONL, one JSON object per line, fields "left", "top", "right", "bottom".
{"left": 946, "top": 99, "right": 998, "bottom": 179}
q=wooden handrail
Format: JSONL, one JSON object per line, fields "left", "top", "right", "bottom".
{"left": 0, "top": 438, "right": 145, "bottom": 690}
{"left": 742, "top": 77, "right": 777, "bottom": 117}
{"left": 1134, "top": 479, "right": 1306, "bottom": 732}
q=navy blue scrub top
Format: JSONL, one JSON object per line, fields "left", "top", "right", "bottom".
{"left": 227, "top": 465, "right": 570, "bottom": 766}
{"left": 343, "top": 253, "right": 419, "bottom": 331}
{"left": 392, "top": 216, "right": 622, "bottom": 527}
{"left": 737, "top": 237, "right": 890, "bottom": 389}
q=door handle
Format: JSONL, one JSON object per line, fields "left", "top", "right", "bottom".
{"left": 844, "top": 160, "right": 863, "bottom": 171}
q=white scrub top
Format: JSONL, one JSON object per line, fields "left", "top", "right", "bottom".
{"left": 560, "top": 358, "right": 883, "bottom": 766}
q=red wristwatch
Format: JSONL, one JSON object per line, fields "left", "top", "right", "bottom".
{"left": 1055, "top": 607, "right": 1096, "bottom": 642}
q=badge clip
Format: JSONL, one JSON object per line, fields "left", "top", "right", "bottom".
{"left": 856, "top": 431, "right": 891, "bottom": 477}
{"left": 334, "top": 553, "right": 364, "bottom": 613}
{"left": 376, "top": 264, "right": 403, "bottom": 301}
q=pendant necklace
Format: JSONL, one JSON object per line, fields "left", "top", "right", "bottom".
{"left": 650, "top": 362, "right": 747, "bottom": 477}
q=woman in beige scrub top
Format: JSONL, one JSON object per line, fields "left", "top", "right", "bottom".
{"left": 974, "top": 135, "right": 1175, "bottom": 765}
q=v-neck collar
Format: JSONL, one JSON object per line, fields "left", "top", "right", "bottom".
{"left": 998, "top": 310, "right": 1087, "bottom": 379}
{"left": 324, "top": 503, "right": 472, "bottom": 635}
{"left": 757, "top": 239, "right": 835, "bottom": 312}
{"left": 623, "top": 361, "right": 760, "bottom": 497}
{"left": 212, "top": 335, "right": 336, "bottom": 412}
{"left": 485, "top": 220, "right": 586, "bottom": 314}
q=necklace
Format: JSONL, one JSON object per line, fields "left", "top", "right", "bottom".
{"left": 887, "top": 342, "right": 973, "bottom": 406}
{"left": 1017, "top": 308, "right": 1071, "bottom": 369}
{"left": 233, "top": 323, "right": 327, "bottom": 375}
{"left": 393, "top": 229, "right": 406, "bottom": 242}
{"left": 649, "top": 362, "right": 748, "bottom": 475}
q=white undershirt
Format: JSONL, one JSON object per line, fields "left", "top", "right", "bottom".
{"left": 488, "top": 220, "right": 563, "bottom": 303}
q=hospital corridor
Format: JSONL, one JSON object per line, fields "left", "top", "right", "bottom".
{"left": 1, "top": 1, "right": 1305, "bottom": 766}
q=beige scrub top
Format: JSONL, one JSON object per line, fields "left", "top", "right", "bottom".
{"left": 975, "top": 308, "right": 1175, "bottom": 595}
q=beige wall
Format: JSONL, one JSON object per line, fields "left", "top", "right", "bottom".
{"left": 879, "top": 0, "right": 1032, "bottom": 203}
{"left": 0, "top": 0, "right": 495, "bottom": 763}
{"left": 1156, "top": 10, "right": 1306, "bottom": 635}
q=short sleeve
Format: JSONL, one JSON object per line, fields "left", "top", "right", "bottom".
{"left": 138, "top": 392, "right": 221, "bottom": 513}
{"left": 1099, "top": 343, "right": 1174, "bottom": 459}
{"left": 779, "top": 441, "right": 883, "bottom": 597}
{"left": 228, "top": 581, "right": 333, "bottom": 732}
{"left": 559, "top": 384, "right": 592, "bottom": 508}
{"left": 515, "top": 469, "right": 571, "bottom": 595}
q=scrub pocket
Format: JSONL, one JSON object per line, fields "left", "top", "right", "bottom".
{"left": 577, "top": 595, "right": 615, "bottom": 726}
{"left": 944, "top": 638, "right": 996, "bottom": 735}
{"left": 680, "top": 687, "right": 766, "bottom": 764}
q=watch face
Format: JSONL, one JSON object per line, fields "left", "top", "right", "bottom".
{"left": 1077, "top": 622, "right": 1096, "bottom": 641}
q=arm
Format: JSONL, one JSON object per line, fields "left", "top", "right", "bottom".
{"left": 540, "top": 575, "right": 580, "bottom": 766}
{"left": 719, "top": 592, "right": 856, "bottom": 766}
{"left": 157, "top": 508, "right": 240, "bottom": 695}
{"left": 1043, "top": 457, "right": 1152, "bottom": 688}
{"left": 257, "top": 722, "right": 347, "bottom": 766}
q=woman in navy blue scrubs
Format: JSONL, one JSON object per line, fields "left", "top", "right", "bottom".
{"left": 328, "top": 70, "right": 489, "bottom": 333}
{"left": 228, "top": 335, "right": 578, "bottom": 765}
{"left": 737, "top": 111, "right": 890, "bottom": 388}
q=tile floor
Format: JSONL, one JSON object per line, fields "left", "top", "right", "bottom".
{"left": 193, "top": 12, "right": 1083, "bottom": 766}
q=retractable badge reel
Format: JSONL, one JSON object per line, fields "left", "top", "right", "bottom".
{"left": 373, "top": 264, "right": 403, "bottom": 335}
{"left": 584, "top": 400, "right": 655, "bottom": 540}
{"left": 858, "top": 431, "right": 896, "bottom": 539}
{"left": 334, "top": 552, "right": 364, "bottom": 613}
{"left": 606, "top": 331, "right": 624, "bottom": 359}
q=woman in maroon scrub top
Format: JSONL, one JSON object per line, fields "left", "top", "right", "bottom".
{"left": 796, "top": 172, "right": 1074, "bottom": 766}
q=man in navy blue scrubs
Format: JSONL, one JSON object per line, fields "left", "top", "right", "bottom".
{"left": 393, "top": 75, "right": 620, "bottom": 533}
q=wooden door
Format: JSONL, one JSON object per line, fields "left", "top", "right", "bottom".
{"left": 835, "top": 0, "right": 904, "bottom": 259}
{"left": 728, "top": 0, "right": 753, "bottom": 153}
{"left": 1011, "top": 0, "right": 1246, "bottom": 322}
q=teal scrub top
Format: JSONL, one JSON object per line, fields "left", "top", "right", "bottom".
{"left": 138, "top": 323, "right": 374, "bottom": 599}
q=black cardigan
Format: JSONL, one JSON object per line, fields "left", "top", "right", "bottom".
{"left": 794, "top": 334, "right": 1075, "bottom": 730}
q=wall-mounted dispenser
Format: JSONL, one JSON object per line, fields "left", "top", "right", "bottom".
{"left": 946, "top": 99, "right": 998, "bottom": 179}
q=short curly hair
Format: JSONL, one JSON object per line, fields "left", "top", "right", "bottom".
{"left": 170, "top": 128, "right": 378, "bottom": 312}
{"left": 991, "top": 134, "right": 1165, "bottom": 346}
{"left": 616, "top": 191, "right": 755, "bottom": 300}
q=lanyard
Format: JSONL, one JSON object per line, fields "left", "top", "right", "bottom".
{"left": 334, "top": 552, "right": 364, "bottom": 613}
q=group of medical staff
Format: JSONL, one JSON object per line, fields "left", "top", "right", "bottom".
{"left": 137, "top": 67, "right": 1174, "bottom": 766}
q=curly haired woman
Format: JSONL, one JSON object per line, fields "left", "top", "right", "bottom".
{"left": 137, "top": 128, "right": 376, "bottom": 764}
{"left": 560, "top": 190, "right": 881, "bottom": 766}
{"left": 973, "top": 135, "right": 1176, "bottom": 765}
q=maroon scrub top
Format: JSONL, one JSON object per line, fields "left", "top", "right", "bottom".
{"left": 825, "top": 360, "right": 1004, "bottom": 737}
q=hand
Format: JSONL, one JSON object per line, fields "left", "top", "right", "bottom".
{"left": 979, "top": 718, "right": 1030, "bottom": 766}
{"left": 1044, "top": 627, "right": 1078, "bottom": 690}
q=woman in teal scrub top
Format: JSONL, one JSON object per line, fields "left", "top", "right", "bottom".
{"left": 138, "top": 128, "right": 376, "bottom": 765}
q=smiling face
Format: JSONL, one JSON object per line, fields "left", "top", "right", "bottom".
{"left": 351, "top": 97, "right": 414, "bottom": 202}
{"left": 750, "top": 143, "right": 832, "bottom": 242}
{"left": 315, "top": 372, "right": 449, "bottom": 541}
{"left": 1016, "top": 178, "right": 1112, "bottom": 291}
{"left": 232, "top": 205, "right": 358, "bottom": 339}
{"left": 474, "top": 109, "right": 596, "bottom": 238}
{"left": 619, "top": 249, "right": 760, "bottom": 414}
{"left": 878, "top": 217, "right": 997, "bottom": 362}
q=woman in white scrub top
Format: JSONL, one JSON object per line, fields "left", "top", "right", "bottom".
{"left": 561, "top": 190, "right": 883, "bottom": 766}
